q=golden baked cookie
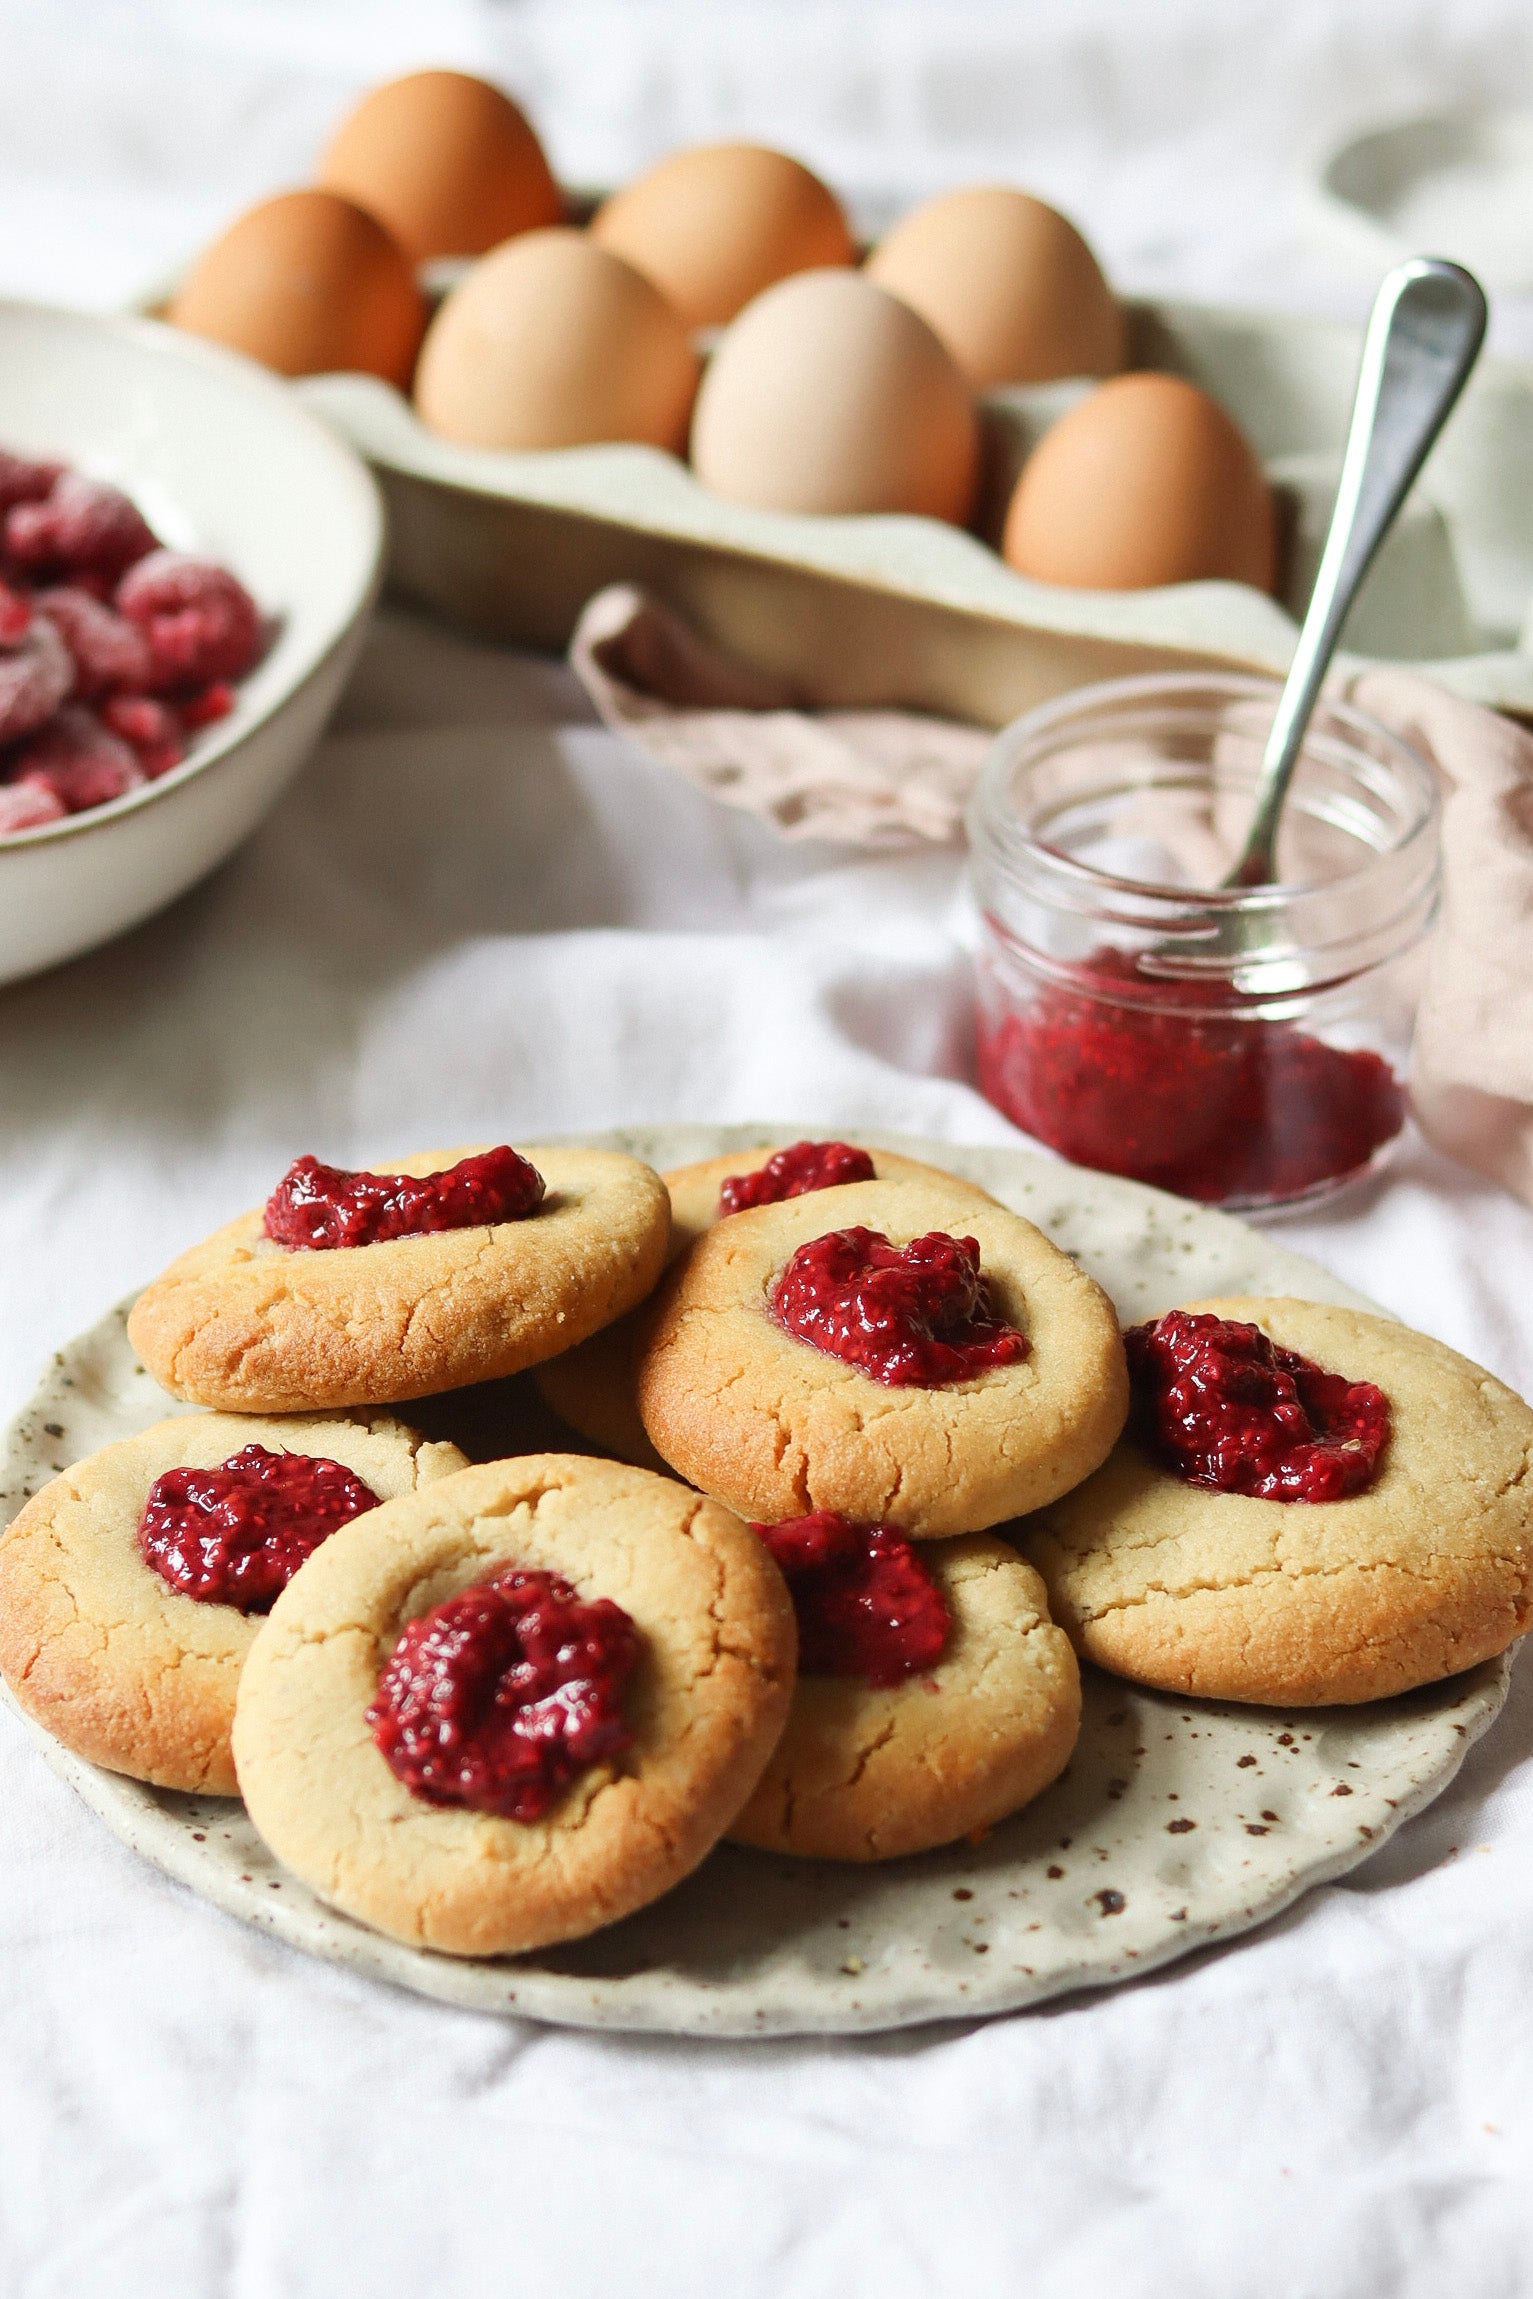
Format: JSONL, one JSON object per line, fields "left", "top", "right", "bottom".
{"left": 127, "top": 1145, "right": 670, "bottom": 1414}
{"left": 536, "top": 1141, "right": 995, "bottom": 1467}
{"left": 0, "top": 1412, "right": 466, "bottom": 1793}
{"left": 636, "top": 1177, "right": 1128, "bottom": 1536}
{"left": 730, "top": 1531, "right": 1079, "bottom": 1859}
{"left": 1025, "top": 1296, "right": 1533, "bottom": 1705}
{"left": 232, "top": 1453, "right": 797, "bottom": 1956}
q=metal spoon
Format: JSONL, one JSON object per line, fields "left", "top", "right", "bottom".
{"left": 1225, "top": 257, "right": 1487, "bottom": 890}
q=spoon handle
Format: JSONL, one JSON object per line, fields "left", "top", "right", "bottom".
{"left": 1227, "top": 257, "right": 1486, "bottom": 890}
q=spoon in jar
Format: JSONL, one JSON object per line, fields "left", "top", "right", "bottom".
{"left": 1225, "top": 257, "right": 1487, "bottom": 890}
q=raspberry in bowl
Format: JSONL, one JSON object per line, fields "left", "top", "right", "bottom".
{"left": 0, "top": 468, "right": 269, "bottom": 824}
{"left": 0, "top": 297, "right": 382, "bottom": 985}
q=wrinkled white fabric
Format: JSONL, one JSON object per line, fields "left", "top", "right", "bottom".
{"left": 6, "top": 6, "right": 1533, "bottom": 2295}
{"left": 4, "top": 610, "right": 1533, "bottom": 2299}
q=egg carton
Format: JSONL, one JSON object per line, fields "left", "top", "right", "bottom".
{"left": 293, "top": 293, "right": 1533, "bottom": 725}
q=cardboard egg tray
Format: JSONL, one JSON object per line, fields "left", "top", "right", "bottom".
{"left": 293, "top": 292, "right": 1533, "bottom": 728}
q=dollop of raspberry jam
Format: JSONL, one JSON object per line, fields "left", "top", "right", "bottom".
{"left": 719, "top": 1139, "right": 877, "bottom": 1215}
{"left": 976, "top": 947, "right": 1404, "bottom": 1207}
{"left": 138, "top": 1444, "right": 379, "bottom": 1613}
{"left": 263, "top": 1145, "right": 545, "bottom": 1250}
{"left": 770, "top": 1225, "right": 1030, "bottom": 1387}
{"left": 1125, "top": 1309, "right": 1390, "bottom": 1502}
{"left": 755, "top": 1510, "right": 950, "bottom": 1686}
{"left": 366, "top": 1567, "right": 640, "bottom": 1822}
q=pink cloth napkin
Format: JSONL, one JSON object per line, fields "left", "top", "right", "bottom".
{"left": 569, "top": 585, "right": 990, "bottom": 848}
{"left": 569, "top": 586, "right": 1533, "bottom": 1206}
{"left": 1344, "top": 667, "right": 1533, "bottom": 1206}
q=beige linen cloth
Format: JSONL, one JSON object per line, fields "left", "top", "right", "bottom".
{"left": 571, "top": 584, "right": 1533, "bottom": 1205}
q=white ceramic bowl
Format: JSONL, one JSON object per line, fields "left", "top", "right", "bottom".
{"left": 0, "top": 300, "right": 383, "bottom": 986}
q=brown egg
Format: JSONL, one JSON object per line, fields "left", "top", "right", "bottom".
{"left": 168, "top": 190, "right": 426, "bottom": 385}
{"left": 1002, "top": 372, "right": 1277, "bottom": 590}
{"left": 591, "top": 143, "right": 856, "bottom": 329}
{"left": 866, "top": 186, "right": 1124, "bottom": 388}
{"left": 414, "top": 227, "right": 701, "bottom": 452}
{"left": 318, "top": 69, "right": 561, "bottom": 262}
{"left": 690, "top": 269, "right": 979, "bottom": 523}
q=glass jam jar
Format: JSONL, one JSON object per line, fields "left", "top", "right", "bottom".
{"left": 967, "top": 672, "right": 1441, "bottom": 1213}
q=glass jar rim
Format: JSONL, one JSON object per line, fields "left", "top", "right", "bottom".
{"left": 968, "top": 669, "right": 1440, "bottom": 912}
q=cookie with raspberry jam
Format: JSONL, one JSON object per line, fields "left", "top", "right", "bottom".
{"left": 636, "top": 1177, "right": 1127, "bottom": 1537}
{"left": 127, "top": 1144, "right": 670, "bottom": 1414}
{"left": 728, "top": 1516, "right": 1079, "bottom": 1859}
{"left": 1024, "top": 1297, "right": 1533, "bottom": 1705}
{"left": 231, "top": 1454, "right": 796, "bottom": 1957}
{"left": 536, "top": 1141, "right": 996, "bottom": 1467}
{"left": 0, "top": 1411, "right": 466, "bottom": 1792}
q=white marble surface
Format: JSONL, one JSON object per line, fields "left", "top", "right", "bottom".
{"left": 4, "top": 8, "right": 1533, "bottom": 2294}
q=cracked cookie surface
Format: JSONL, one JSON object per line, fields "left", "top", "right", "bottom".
{"left": 231, "top": 1452, "right": 797, "bottom": 1956}
{"left": 1024, "top": 1296, "right": 1533, "bottom": 1705}
{"left": 0, "top": 1412, "right": 466, "bottom": 1793}
{"left": 729, "top": 1534, "right": 1079, "bottom": 1859}
{"left": 536, "top": 1144, "right": 994, "bottom": 1468}
{"left": 126, "top": 1145, "right": 670, "bottom": 1413}
{"left": 636, "top": 1178, "right": 1128, "bottom": 1536}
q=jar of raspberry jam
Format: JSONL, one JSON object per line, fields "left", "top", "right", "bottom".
{"left": 968, "top": 672, "right": 1440, "bottom": 1213}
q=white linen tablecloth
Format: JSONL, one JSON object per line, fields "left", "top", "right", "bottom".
{"left": 5, "top": 6, "right": 1533, "bottom": 2293}
{"left": 4, "top": 613, "right": 1533, "bottom": 2299}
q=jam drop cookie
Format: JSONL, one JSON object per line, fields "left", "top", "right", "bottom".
{"left": 637, "top": 1178, "right": 1127, "bottom": 1536}
{"left": 127, "top": 1145, "right": 670, "bottom": 1413}
{"left": 232, "top": 1454, "right": 796, "bottom": 1956}
{"left": 1025, "top": 1297, "right": 1533, "bottom": 1706}
{"left": 729, "top": 1516, "right": 1079, "bottom": 1859}
{"left": 0, "top": 1412, "right": 465, "bottom": 1793}
{"left": 536, "top": 1143, "right": 995, "bottom": 1465}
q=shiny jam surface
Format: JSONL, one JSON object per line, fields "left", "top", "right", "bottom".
{"left": 755, "top": 1510, "right": 950, "bottom": 1686}
{"left": 769, "top": 1225, "right": 1030, "bottom": 1387}
{"left": 264, "top": 1145, "right": 545, "bottom": 1251}
{"left": 719, "top": 1140, "right": 876, "bottom": 1215}
{"left": 1126, "top": 1309, "right": 1390, "bottom": 1502}
{"left": 976, "top": 947, "right": 1405, "bottom": 1206}
{"left": 366, "top": 1567, "right": 640, "bottom": 1822}
{"left": 138, "top": 1444, "right": 379, "bottom": 1612}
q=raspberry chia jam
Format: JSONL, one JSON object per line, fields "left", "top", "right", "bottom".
{"left": 264, "top": 1145, "right": 545, "bottom": 1249}
{"left": 367, "top": 1567, "right": 640, "bottom": 1822}
{"left": 1125, "top": 1309, "right": 1390, "bottom": 1502}
{"left": 139, "top": 1444, "right": 379, "bottom": 1612}
{"left": 770, "top": 1225, "right": 1030, "bottom": 1387}
{"left": 719, "top": 1140, "right": 876, "bottom": 1214}
{"left": 968, "top": 674, "right": 1440, "bottom": 1212}
{"left": 754, "top": 1511, "right": 950, "bottom": 1684}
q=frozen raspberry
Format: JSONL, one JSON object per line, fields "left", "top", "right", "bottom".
{"left": 35, "top": 587, "right": 152, "bottom": 697}
{"left": 0, "top": 617, "right": 73, "bottom": 744}
{"left": 179, "top": 681, "right": 234, "bottom": 730}
{"left": 0, "top": 449, "right": 61, "bottom": 516}
{"left": 100, "top": 694, "right": 184, "bottom": 778}
{"left": 0, "top": 579, "right": 32, "bottom": 642}
{"left": 6, "top": 472, "right": 160, "bottom": 585}
{"left": 12, "top": 706, "right": 145, "bottom": 812}
{"left": 0, "top": 780, "right": 67, "bottom": 835}
{"left": 116, "top": 551, "right": 262, "bottom": 689}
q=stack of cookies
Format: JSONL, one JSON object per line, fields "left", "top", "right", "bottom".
{"left": 2, "top": 1132, "right": 1530, "bottom": 1966}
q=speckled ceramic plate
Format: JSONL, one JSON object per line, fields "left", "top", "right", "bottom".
{"left": 0, "top": 1127, "right": 1510, "bottom": 2037}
